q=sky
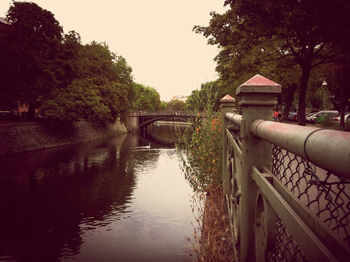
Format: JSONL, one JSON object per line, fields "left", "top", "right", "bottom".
{"left": 0, "top": 0, "right": 228, "bottom": 101}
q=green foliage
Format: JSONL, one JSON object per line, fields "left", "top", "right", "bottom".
{"left": 0, "top": 2, "right": 64, "bottom": 117}
{"left": 177, "top": 81, "right": 224, "bottom": 192}
{"left": 0, "top": 2, "right": 135, "bottom": 124}
{"left": 177, "top": 109, "right": 222, "bottom": 192}
{"left": 42, "top": 39, "right": 134, "bottom": 123}
{"left": 131, "top": 83, "right": 161, "bottom": 112}
{"left": 99, "top": 82, "right": 130, "bottom": 119}
{"left": 41, "top": 79, "right": 111, "bottom": 123}
{"left": 114, "top": 56, "right": 134, "bottom": 87}
{"left": 77, "top": 42, "right": 116, "bottom": 82}
{"left": 307, "top": 88, "right": 323, "bottom": 110}
{"left": 320, "top": 115, "right": 334, "bottom": 127}
{"left": 186, "top": 81, "right": 221, "bottom": 112}
{"left": 194, "top": 0, "right": 350, "bottom": 125}
{"left": 167, "top": 99, "right": 186, "bottom": 112}
{"left": 159, "top": 101, "right": 167, "bottom": 110}
{"left": 41, "top": 77, "right": 131, "bottom": 124}
{"left": 322, "top": 62, "right": 350, "bottom": 127}
{"left": 7, "top": 2, "right": 62, "bottom": 39}
{"left": 56, "top": 31, "right": 82, "bottom": 88}
{"left": 306, "top": 83, "right": 333, "bottom": 111}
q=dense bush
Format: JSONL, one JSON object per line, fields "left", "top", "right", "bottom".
{"left": 176, "top": 109, "right": 222, "bottom": 192}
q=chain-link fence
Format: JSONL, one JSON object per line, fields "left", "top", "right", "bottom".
{"left": 272, "top": 145, "right": 350, "bottom": 255}
{"left": 271, "top": 215, "right": 308, "bottom": 262}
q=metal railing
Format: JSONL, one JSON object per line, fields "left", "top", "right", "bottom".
{"left": 131, "top": 110, "right": 190, "bottom": 116}
{"left": 220, "top": 75, "right": 350, "bottom": 262}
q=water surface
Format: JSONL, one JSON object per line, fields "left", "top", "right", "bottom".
{"left": 0, "top": 134, "right": 194, "bottom": 262}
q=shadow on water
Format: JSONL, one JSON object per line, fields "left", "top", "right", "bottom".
{"left": 0, "top": 134, "right": 163, "bottom": 262}
{"left": 145, "top": 122, "right": 186, "bottom": 147}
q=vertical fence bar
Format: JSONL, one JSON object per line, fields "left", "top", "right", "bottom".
{"left": 221, "top": 95, "right": 236, "bottom": 195}
{"left": 237, "top": 75, "right": 281, "bottom": 261}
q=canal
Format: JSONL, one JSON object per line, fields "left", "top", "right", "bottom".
{"left": 0, "top": 125, "right": 194, "bottom": 262}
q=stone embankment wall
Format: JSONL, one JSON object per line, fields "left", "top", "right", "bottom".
{"left": 0, "top": 119, "right": 127, "bottom": 155}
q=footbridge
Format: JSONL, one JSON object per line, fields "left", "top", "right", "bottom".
{"left": 126, "top": 111, "right": 195, "bottom": 133}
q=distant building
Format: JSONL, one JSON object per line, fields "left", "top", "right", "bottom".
{"left": 171, "top": 95, "right": 187, "bottom": 102}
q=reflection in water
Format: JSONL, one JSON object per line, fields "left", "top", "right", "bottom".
{"left": 146, "top": 122, "right": 186, "bottom": 146}
{"left": 0, "top": 133, "right": 193, "bottom": 262}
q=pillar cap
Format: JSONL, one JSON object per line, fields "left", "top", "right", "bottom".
{"left": 220, "top": 94, "right": 236, "bottom": 103}
{"left": 236, "top": 74, "right": 281, "bottom": 96}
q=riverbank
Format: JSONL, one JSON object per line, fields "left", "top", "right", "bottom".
{"left": 0, "top": 120, "right": 127, "bottom": 155}
{"left": 189, "top": 185, "right": 234, "bottom": 261}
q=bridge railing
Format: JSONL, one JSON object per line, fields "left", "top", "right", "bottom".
{"left": 221, "top": 75, "right": 350, "bottom": 262}
{"left": 133, "top": 110, "right": 190, "bottom": 116}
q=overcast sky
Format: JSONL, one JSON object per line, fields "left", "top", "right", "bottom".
{"left": 0, "top": 0, "right": 227, "bottom": 101}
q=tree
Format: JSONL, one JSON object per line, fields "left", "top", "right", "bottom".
{"left": 186, "top": 81, "right": 222, "bottom": 112}
{"left": 40, "top": 79, "right": 110, "bottom": 123}
{"left": 56, "top": 30, "right": 83, "bottom": 89}
{"left": 99, "top": 81, "right": 130, "bottom": 120}
{"left": 73, "top": 42, "right": 134, "bottom": 120}
{"left": 214, "top": 42, "right": 302, "bottom": 119}
{"left": 0, "top": 2, "right": 64, "bottom": 119}
{"left": 159, "top": 101, "right": 167, "bottom": 110}
{"left": 41, "top": 42, "right": 134, "bottom": 123}
{"left": 0, "top": 2, "right": 135, "bottom": 124}
{"left": 76, "top": 42, "right": 116, "bottom": 83}
{"left": 194, "top": 0, "right": 350, "bottom": 125}
{"left": 323, "top": 62, "right": 350, "bottom": 128}
{"left": 167, "top": 99, "right": 186, "bottom": 112}
{"left": 131, "top": 83, "right": 161, "bottom": 112}
{"left": 114, "top": 55, "right": 134, "bottom": 109}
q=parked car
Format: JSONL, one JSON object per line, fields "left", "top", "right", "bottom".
{"left": 287, "top": 112, "right": 298, "bottom": 121}
{"left": 333, "top": 113, "right": 350, "bottom": 124}
{"left": 0, "top": 110, "right": 12, "bottom": 120}
{"left": 306, "top": 111, "right": 318, "bottom": 117}
{"left": 306, "top": 112, "right": 318, "bottom": 123}
{"left": 306, "top": 110, "right": 339, "bottom": 124}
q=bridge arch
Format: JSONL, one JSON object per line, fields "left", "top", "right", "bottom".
{"left": 138, "top": 115, "right": 190, "bottom": 129}
{"left": 127, "top": 112, "right": 198, "bottom": 133}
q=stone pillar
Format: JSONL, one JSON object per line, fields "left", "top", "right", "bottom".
{"left": 220, "top": 95, "right": 236, "bottom": 195}
{"left": 126, "top": 112, "right": 139, "bottom": 133}
{"left": 237, "top": 74, "right": 281, "bottom": 262}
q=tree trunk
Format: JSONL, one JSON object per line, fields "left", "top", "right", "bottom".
{"left": 282, "top": 83, "right": 298, "bottom": 121}
{"left": 28, "top": 103, "right": 36, "bottom": 120}
{"left": 297, "top": 65, "right": 312, "bottom": 126}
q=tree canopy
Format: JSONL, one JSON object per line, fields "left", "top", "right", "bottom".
{"left": 40, "top": 79, "right": 110, "bottom": 123}
{"left": 40, "top": 41, "right": 134, "bottom": 123}
{"left": 167, "top": 99, "right": 186, "bottom": 112}
{"left": 131, "top": 83, "right": 161, "bottom": 112}
{"left": 0, "top": 1, "right": 64, "bottom": 118}
{"left": 194, "top": 0, "right": 350, "bottom": 125}
{"left": 0, "top": 1, "right": 140, "bottom": 124}
{"left": 186, "top": 81, "right": 222, "bottom": 112}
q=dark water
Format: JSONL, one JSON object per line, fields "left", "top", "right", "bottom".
{"left": 146, "top": 122, "right": 185, "bottom": 146}
{"left": 0, "top": 130, "right": 194, "bottom": 262}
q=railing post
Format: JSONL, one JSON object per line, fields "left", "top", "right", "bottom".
{"left": 220, "top": 95, "right": 236, "bottom": 195}
{"left": 237, "top": 74, "right": 281, "bottom": 262}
